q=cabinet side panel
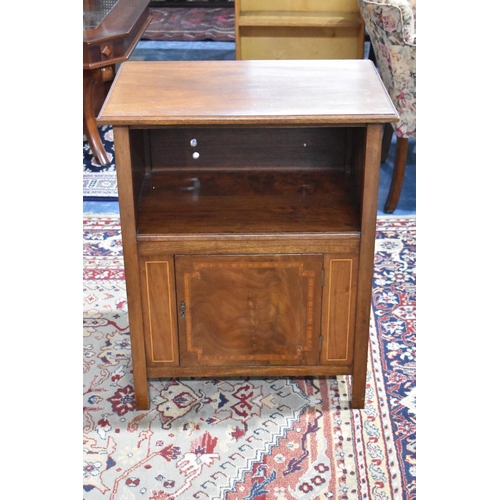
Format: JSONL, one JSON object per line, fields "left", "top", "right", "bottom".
{"left": 113, "top": 126, "right": 149, "bottom": 409}
{"left": 123, "top": 128, "right": 149, "bottom": 206}
{"left": 140, "top": 257, "right": 179, "bottom": 366}
{"left": 321, "top": 255, "right": 358, "bottom": 365}
{"left": 348, "top": 127, "right": 367, "bottom": 205}
{"left": 351, "top": 123, "right": 383, "bottom": 408}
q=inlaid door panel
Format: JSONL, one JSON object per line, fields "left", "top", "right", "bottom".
{"left": 175, "top": 255, "right": 323, "bottom": 367}
{"left": 139, "top": 255, "right": 180, "bottom": 367}
{"left": 320, "top": 254, "right": 358, "bottom": 366}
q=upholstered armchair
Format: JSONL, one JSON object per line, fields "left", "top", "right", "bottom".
{"left": 357, "top": 0, "right": 416, "bottom": 213}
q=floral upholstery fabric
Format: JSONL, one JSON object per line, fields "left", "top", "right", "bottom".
{"left": 357, "top": 0, "right": 416, "bottom": 139}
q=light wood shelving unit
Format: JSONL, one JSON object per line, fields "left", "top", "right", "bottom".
{"left": 235, "top": 0, "right": 365, "bottom": 60}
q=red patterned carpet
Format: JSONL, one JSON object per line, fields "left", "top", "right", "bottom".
{"left": 83, "top": 216, "right": 416, "bottom": 499}
{"left": 143, "top": 7, "right": 235, "bottom": 41}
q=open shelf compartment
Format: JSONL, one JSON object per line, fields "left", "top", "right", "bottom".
{"left": 134, "top": 125, "right": 365, "bottom": 239}
{"left": 136, "top": 169, "right": 361, "bottom": 238}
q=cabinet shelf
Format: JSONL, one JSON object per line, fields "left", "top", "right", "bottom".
{"left": 238, "top": 11, "right": 363, "bottom": 28}
{"left": 136, "top": 169, "right": 361, "bottom": 239}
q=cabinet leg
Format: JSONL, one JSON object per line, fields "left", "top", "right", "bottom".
{"left": 350, "top": 392, "right": 365, "bottom": 409}
{"left": 350, "top": 372, "right": 367, "bottom": 409}
{"left": 129, "top": 334, "right": 149, "bottom": 410}
{"left": 350, "top": 310, "right": 370, "bottom": 409}
{"left": 133, "top": 375, "right": 150, "bottom": 411}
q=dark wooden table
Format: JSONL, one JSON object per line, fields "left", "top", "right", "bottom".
{"left": 83, "top": 0, "right": 151, "bottom": 165}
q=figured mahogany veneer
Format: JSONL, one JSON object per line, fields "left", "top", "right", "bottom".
{"left": 98, "top": 60, "right": 398, "bottom": 410}
{"left": 176, "top": 255, "right": 323, "bottom": 366}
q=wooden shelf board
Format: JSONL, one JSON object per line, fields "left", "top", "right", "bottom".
{"left": 136, "top": 169, "right": 361, "bottom": 238}
{"left": 238, "top": 11, "right": 362, "bottom": 28}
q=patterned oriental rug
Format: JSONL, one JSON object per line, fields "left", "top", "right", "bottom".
{"left": 83, "top": 126, "right": 117, "bottom": 200}
{"left": 83, "top": 216, "right": 416, "bottom": 499}
{"left": 143, "top": 7, "right": 235, "bottom": 42}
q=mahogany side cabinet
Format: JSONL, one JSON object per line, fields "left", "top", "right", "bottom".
{"left": 97, "top": 60, "right": 398, "bottom": 410}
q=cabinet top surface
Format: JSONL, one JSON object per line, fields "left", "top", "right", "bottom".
{"left": 98, "top": 60, "right": 399, "bottom": 126}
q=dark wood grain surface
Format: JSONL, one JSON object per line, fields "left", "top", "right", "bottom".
{"left": 136, "top": 169, "right": 361, "bottom": 237}
{"left": 83, "top": 0, "right": 151, "bottom": 66}
{"left": 149, "top": 127, "right": 348, "bottom": 171}
{"left": 175, "top": 255, "right": 323, "bottom": 367}
{"left": 83, "top": 0, "right": 151, "bottom": 165}
{"left": 106, "top": 60, "right": 394, "bottom": 410}
{"left": 98, "top": 60, "right": 399, "bottom": 126}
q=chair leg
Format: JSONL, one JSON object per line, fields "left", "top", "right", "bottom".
{"left": 384, "top": 136, "right": 409, "bottom": 214}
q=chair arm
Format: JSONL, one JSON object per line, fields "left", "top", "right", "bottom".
{"left": 361, "top": 0, "right": 416, "bottom": 46}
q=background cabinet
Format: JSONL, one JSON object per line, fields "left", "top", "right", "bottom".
{"left": 235, "top": 0, "right": 365, "bottom": 60}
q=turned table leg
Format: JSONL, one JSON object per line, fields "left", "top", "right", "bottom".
{"left": 83, "top": 68, "right": 114, "bottom": 166}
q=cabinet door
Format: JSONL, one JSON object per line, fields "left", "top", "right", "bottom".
{"left": 175, "top": 255, "right": 323, "bottom": 367}
{"left": 320, "top": 255, "right": 358, "bottom": 366}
